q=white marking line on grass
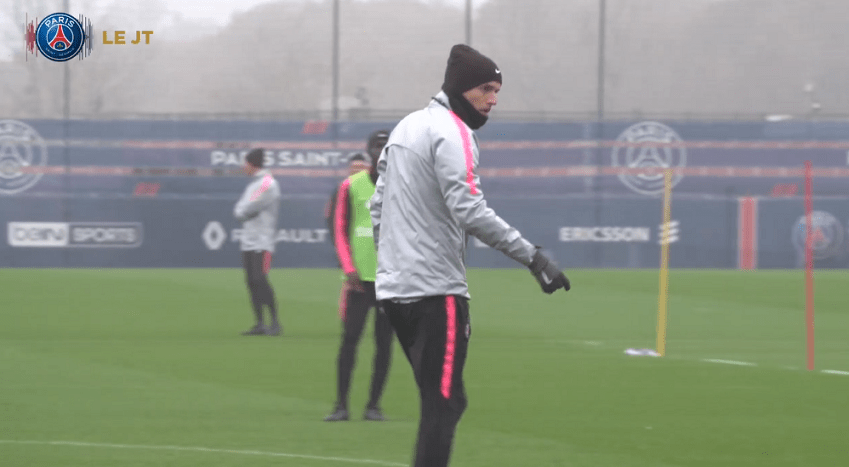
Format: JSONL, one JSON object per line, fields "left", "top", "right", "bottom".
{"left": 0, "top": 440, "right": 406, "bottom": 467}
{"left": 822, "top": 370, "right": 849, "bottom": 376}
{"left": 701, "top": 359, "right": 757, "bottom": 367}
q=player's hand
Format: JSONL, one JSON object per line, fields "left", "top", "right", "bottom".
{"left": 346, "top": 271, "right": 365, "bottom": 292}
{"left": 529, "top": 247, "right": 571, "bottom": 294}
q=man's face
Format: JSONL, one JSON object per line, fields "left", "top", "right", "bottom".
{"left": 462, "top": 81, "right": 501, "bottom": 117}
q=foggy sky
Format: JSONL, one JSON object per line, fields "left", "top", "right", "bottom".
{"left": 2, "top": 0, "right": 847, "bottom": 121}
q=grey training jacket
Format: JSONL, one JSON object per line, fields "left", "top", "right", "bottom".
{"left": 369, "top": 91, "right": 536, "bottom": 302}
{"left": 233, "top": 169, "right": 281, "bottom": 252}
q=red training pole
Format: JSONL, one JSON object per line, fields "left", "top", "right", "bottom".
{"left": 804, "top": 160, "right": 815, "bottom": 371}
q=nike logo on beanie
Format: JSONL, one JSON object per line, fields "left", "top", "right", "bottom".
{"left": 441, "top": 44, "right": 503, "bottom": 96}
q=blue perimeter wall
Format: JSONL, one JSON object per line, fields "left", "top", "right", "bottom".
{"left": 1, "top": 118, "right": 847, "bottom": 268}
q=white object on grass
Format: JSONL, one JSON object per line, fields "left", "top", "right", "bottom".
{"left": 624, "top": 348, "right": 660, "bottom": 357}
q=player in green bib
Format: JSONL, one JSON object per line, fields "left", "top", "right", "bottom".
{"left": 324, "top": 130, "right": 394, "bottom": 422}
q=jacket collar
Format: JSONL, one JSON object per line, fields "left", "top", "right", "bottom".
{"left": 253, "top": 168, "right": 270, "bottom": 179}
{"left": 432, "top": 90, "right": 490, "bottom": 134}
{"left": 431, "top": 91, "right": 452, "bottom": 111}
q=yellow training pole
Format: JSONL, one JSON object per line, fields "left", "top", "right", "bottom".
{"left": 656, "top": 168, "right": 673, "bottom": 357}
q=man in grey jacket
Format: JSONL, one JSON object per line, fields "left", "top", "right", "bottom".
{"left": 369, "top": 44, "right": 570, "bottom": 467}
{"left": 234, "top": 148, "right": 282, "bottom": 336}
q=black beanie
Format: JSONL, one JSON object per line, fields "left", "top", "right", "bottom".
{"left": 367, "top": 129, "right": 390, "bottom": 155}
{"left": 245, "top": 148, "right": 265, "bottom": 168}
{"left": 348, "top": 152, "right": 368, "bottom": 163}
{"left": 442, "top": 44, "right": 502, "bottom": 96}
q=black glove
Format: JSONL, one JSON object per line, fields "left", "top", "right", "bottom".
{"left": 529, "top": 247, "right": 571, "bottom": 294}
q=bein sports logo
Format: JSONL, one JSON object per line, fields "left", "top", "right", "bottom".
{"left": 7, "top": 222, "right": 143, "bottom": 248}
{"left": 792, "top": 211, "right": 844, "bottom": 260}
{"left": 612, "top": 122, "right": 686, "bottom": 196}
{"left": 27, "top": 13, "right": 92, "bottom": 62}
{"left": 0, "top": 120, "right": 48, "bottom": 195}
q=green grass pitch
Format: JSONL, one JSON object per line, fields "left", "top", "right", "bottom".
{"left": 1, "top": 268, "right": 848, "bottom": 466}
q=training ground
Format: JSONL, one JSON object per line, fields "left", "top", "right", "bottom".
{"left": 1, "top": 268, "right": 847, "bottom": 466}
